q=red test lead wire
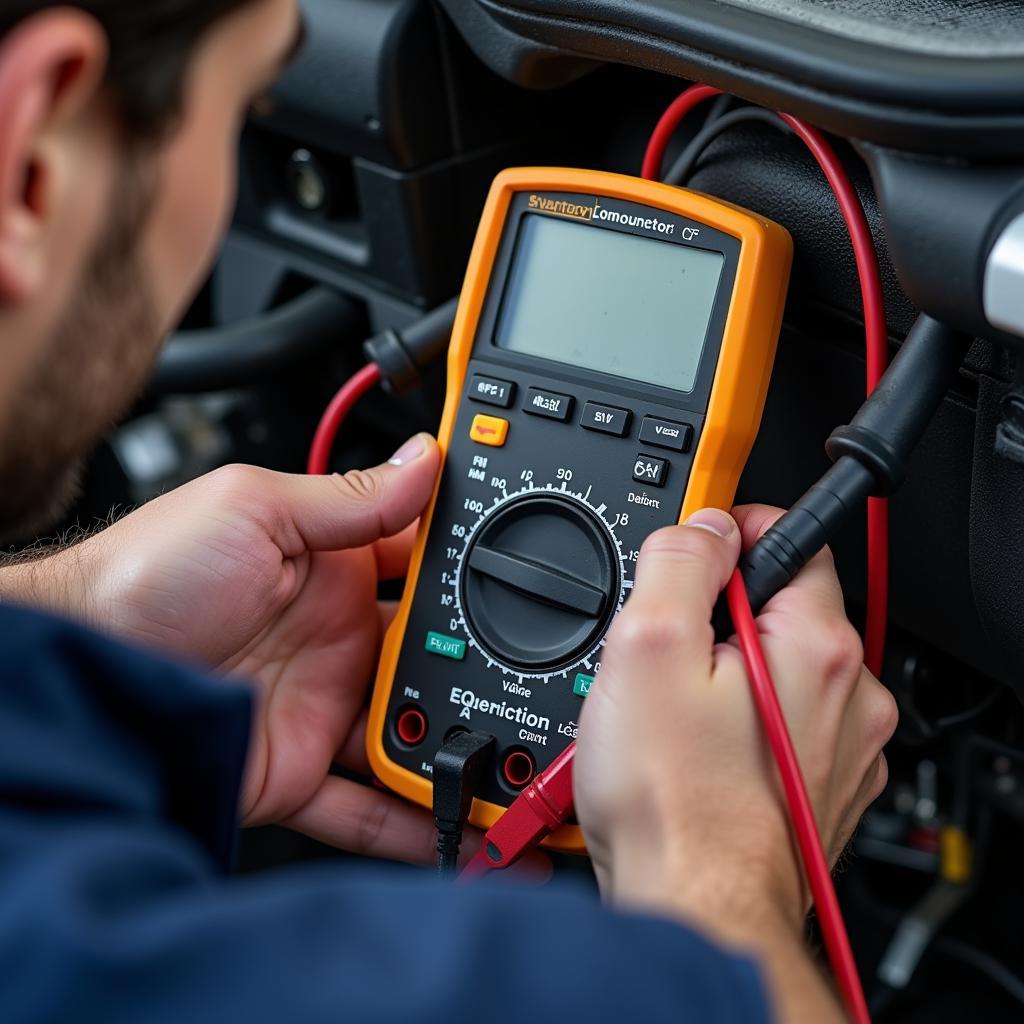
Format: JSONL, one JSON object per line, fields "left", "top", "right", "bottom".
{"left": 772, "top": 111, "right": 889, "bottom": 679}
{"left": 645, "top": 84, "right": 878, "bottom": 1023}
{"left": 727, "top": 571, "right": 871, "bottom": 1024}
{"left": 307, "top": 362, "right": 383, "bottom": 475}
{"left": 641, "top": 84, "right": 890, "bottom": 678}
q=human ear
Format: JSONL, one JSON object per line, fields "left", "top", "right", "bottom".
{"left": 0, "top": 9, "right": 108, "bottom": 303}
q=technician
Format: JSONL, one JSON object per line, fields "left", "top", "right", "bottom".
{"left": 0, "top": 1, "right": 896, "bottom": 1021}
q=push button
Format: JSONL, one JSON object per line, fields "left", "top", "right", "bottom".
{"left": 633, "top": 454, "right": 668, "bottom": 487}
{"left": 581, "top": 402, "right": 631, "bottom": 437}
{"left": 469, "top": 373, "right": 515, "bottom": 408}
{"left": 573, "top": 673, "right": 594, "bottom": 697}
{"left": 524, "top": 387, "right": 573, "bottom": 422}
{"left": 425, "top": 631, "right": 466, "bottom": 661}
{"left": 470, "top": 414, "right": 509, "bottom": 447}
{"left": 639, "top": 416, "right": 693, "bottom": 453}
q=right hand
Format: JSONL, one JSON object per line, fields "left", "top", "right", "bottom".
{"left": 574, "top": 504, "right": 898, "bottom": 941}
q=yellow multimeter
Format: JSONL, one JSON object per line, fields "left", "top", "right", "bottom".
{"left": 367, "top": 167, "right": 792, "bottom": 851}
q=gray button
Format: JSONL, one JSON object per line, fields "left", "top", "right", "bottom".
{"left": 524, "top": 387, "right": 574, "bottom": 421}
{"left": 633, "top": 454, "right": 668, "bottom": 488}
{"left": 469, "top": 374, "right": 515, "bottom": 408}
{"left": 581, "top": 402, "right": 631, "bottom": 437}
{"left": 639, "top": 416, "right": 693, "bottom": 452}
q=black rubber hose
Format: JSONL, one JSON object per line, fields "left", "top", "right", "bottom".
{"left": 740, "top": 315, "right": 971, "bottom": 613}
{"left": 152, "top": 287, "right": 361, "bottom": 394}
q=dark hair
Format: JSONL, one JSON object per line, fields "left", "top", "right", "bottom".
{"left": 0, "top": 1, "right": 259, "bottom": 139}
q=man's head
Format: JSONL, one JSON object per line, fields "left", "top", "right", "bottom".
{"left": 0, "top": 0, "right": 301, "bottom": 540}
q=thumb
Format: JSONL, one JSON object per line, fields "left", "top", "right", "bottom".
{"left": 610, "top": 509, "right": 741, "bottom": 674}
{"left": 266, "top": 433, "right": 441, "bottom": 553}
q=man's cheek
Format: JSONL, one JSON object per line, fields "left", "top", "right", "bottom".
{"left": 142, "top": 117, "right": 238, "bottom": 333}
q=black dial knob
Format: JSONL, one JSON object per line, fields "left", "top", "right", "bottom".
{"left": 460, "top": 494, "right": 620, "bottom": 672}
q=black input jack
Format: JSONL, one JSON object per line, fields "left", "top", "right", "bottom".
{"left": 443, "top": 725, "right": 469, "bottom": 745}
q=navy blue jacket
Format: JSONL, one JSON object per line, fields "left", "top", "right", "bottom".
{"left": 0, "top": 604, "right": 769, "bottom": 1023}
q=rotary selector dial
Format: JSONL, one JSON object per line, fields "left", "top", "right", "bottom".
{"left": 456, "top": 491, "right": 624, "bottom": 673}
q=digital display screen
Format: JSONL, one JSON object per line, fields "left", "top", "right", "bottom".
{"left": 494, "top": 213, "right": 726, "bottom": 393}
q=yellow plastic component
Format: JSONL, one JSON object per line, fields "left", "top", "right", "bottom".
{"left": 470, "top": 414, "right": 509, "bottom": 447}
{"left": 940, "top": 825, "right": 973, "bottom": 884}
{"left": 368, "top": 167, "right": 793, "bottom": 853}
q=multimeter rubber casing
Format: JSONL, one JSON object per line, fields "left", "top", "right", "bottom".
{"left": 368, "top": 168, "right": 792, "bottom": 851}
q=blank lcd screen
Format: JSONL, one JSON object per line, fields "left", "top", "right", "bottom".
{"left": 494, "top": 213, "right": 726, "bottom": 393}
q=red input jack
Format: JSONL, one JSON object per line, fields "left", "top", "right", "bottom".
{"left": 502, "top": 749, "right": 536, "bottom": 789}
{"left": 395, "top": 706, "right": 428, "bottom": 747}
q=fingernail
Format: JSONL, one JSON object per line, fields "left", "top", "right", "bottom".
{"left": 388, "top": 434, "right": 427, "bottom": 466}
{"left": 684, "top": 508, "right": 735, "bottom": 538}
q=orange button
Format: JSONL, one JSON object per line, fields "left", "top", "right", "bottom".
{"left": 470, "top": 414, "right": 509, "bottom": 447}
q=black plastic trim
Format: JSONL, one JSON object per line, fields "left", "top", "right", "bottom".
{"left": 439, "top": 0, "right": 1024, "bottom": 156}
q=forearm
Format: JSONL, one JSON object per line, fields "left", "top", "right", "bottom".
{"left": 0, "top": 543, "right": 95, "bottom": 622}
{"left": 603, "top": 845, "right": 845, "bottom": 1024}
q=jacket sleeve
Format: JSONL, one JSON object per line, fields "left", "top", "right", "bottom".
{"left": 0, "top": 605, "right": 771, "bottom": 1024}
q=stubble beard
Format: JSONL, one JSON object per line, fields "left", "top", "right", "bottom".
{"left": 0, "top": 157, "right": 163, "bottom": 544}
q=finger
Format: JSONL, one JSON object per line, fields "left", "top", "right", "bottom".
{"left": 635, "top": 508, "right": 741, "bottom": 598}
{"left": 829, "top": 752, "right": 888, "bottom": 866}
{"left": 378, "top": 599, "right": 400, "bottom": 635}
{"left": 373, "top": 521, "right": 420, "bottom": 580}
{"left": 336, "top": 710, "right": 371, "bottom": 776}
{"left": 732, "top": 503, "right": 787, "bottom": 549}
{"left": 284, "top": 774, "right": 553, "bottom": 880}
{"left": 261, "top": 434, "right": 441, "bottom": 556}
{"left": 832, "top": 671, "right": 898, "bottom": 804}
{"left": 614, "top": 509, "right": 741, "bottom": 673}
{"left": 732, "top": 503, "right": 847, "bottom": 620}
{"left": 284, "top": 775, "right": 440, "bottom": 863}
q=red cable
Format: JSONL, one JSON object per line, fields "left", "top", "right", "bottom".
{"left": 640, "top": 83, "right": 724, "bottom": 180}
{"left": 642, "top": 84, "right": 890, "bottom": 677}
{"left": 726, "top": 573, "right": 870, "bottom": 1023}
{"left": 307, "top": 363, "right": 382, "bottom": 475}
{"left": 645, "top": 85, "right": 881, "bottom": 1022}
{"left": 772, "top": 112, "right": 888, "bottom": 679}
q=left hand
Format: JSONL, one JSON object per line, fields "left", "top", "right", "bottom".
{"left": 11, "top": 435, "right": 462, "bottom": 863}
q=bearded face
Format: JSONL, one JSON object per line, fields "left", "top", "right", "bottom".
{"left": 0, "top": 158, "right": 162, "bottom": 543}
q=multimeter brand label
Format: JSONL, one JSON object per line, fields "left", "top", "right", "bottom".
{"left": 450, "top": 687, "right": 552, "bottom": 734}
{"left": 527, "top": 195, "right": 595, "bottom": 220}
{"left": 527, "top": 194, "right": 686, "bottom": 238}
